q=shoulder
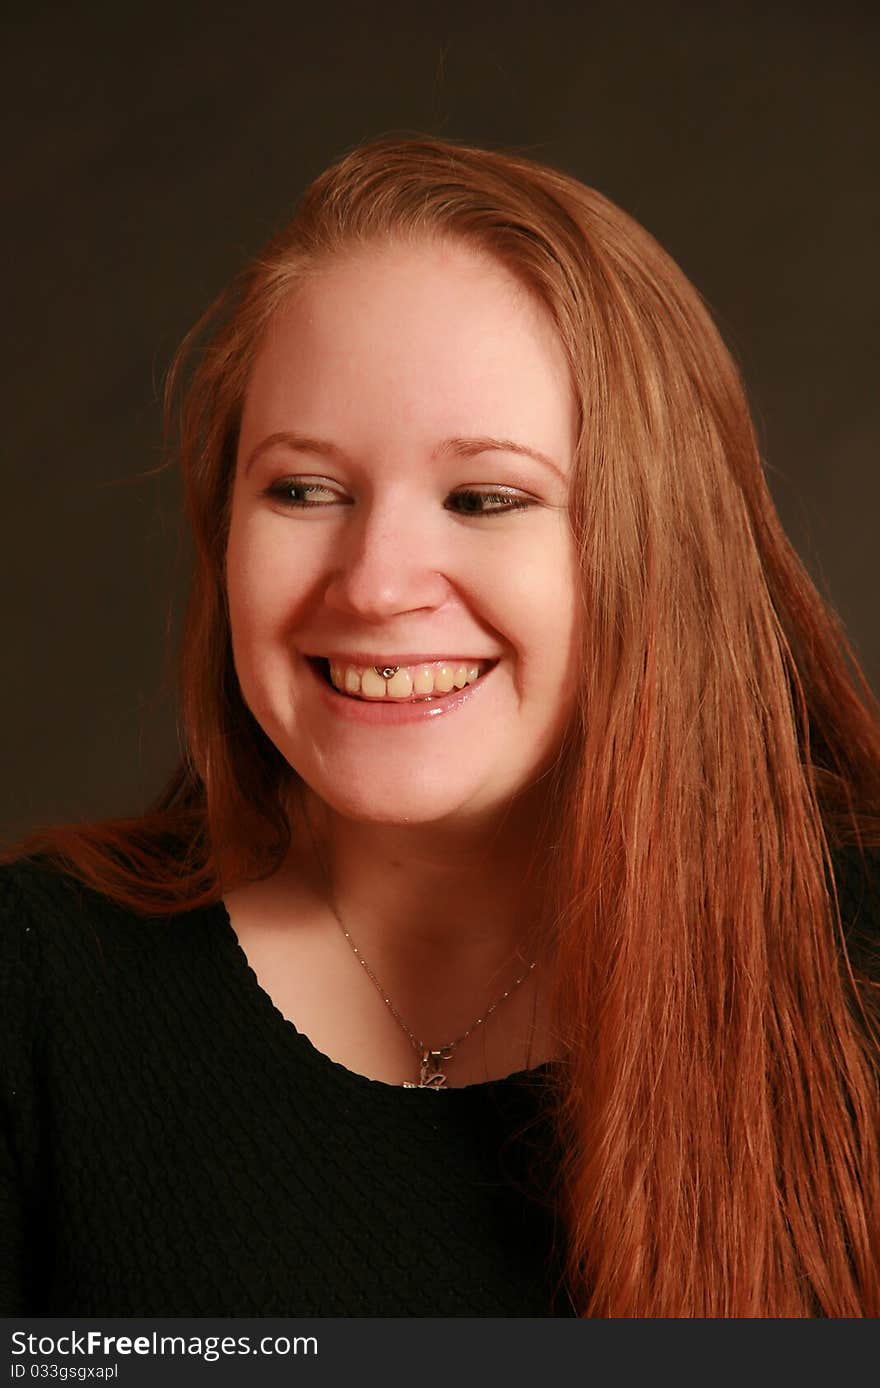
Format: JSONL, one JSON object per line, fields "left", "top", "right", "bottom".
{"left": 0, "top": 856, "right": 218, "bottom": 999}
{"left": 0, "top": 861, "right": 112, "bottom": 1034}
{"left": 0, "top": 857, "right": 230, "bottom": 1092}
{"left": 0, "top": 855, "right": 101, "bottom": 922}
{"left": 0, "top": 862, "right": 47, "bottom": 1044}
{"left": 0, "top": 856, "right": 138, "bottom": 962}
{"left": 0, "top": 857, "right": 84, "bottom": 985}
{"left": 0, "top": 861, "right": 88, "bottom": 1097}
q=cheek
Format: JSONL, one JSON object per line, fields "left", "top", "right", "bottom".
{"left": 225, "top": 513, "right": 306, "bottom": 644}
{"left": 506, "top": 535, "right": 579, "bottom": 665}
{"left": 225, "top": 528, "right": 298, "bottom": 727}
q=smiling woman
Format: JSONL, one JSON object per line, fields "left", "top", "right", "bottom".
{"left": 2, "top": 135, "right": 880, "bottom": 1318}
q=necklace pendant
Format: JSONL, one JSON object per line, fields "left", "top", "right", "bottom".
{"left": 419, "top": 1046, "right": 453, "bottom": 1088}
{"left": 402, "top": 1047, "right": 454, "bottom": 1088}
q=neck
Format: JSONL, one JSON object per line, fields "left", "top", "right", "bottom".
{"left": 288, "top": 780, "right": 557, "bottom": 982}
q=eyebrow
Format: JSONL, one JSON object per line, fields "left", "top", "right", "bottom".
{"left": 243, "top": 431, "right": 566, "bottom": 480}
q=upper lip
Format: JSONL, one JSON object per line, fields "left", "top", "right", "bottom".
{"left": 307, "top": 652, "right": 498, "bottom": 667}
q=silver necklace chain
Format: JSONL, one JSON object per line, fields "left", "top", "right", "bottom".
{"left": 335, "top": 912, "right": 537, "bottom": 1058}
{"left": 303, "top": 803, "right": 538, "bottom": 1088}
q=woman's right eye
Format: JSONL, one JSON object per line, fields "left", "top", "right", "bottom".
{"left": 264, "top": 480, "right": 343, "bottom": 508}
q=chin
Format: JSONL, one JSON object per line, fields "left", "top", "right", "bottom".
{"left": 289, "top": 763, "right": 508, "bottom": 832}
{"left": 310, "top": 786, "right": 485, "bottom": 829}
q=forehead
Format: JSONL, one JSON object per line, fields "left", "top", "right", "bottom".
{"left": 239, "top": 238, "right": 577, "bottom": 464}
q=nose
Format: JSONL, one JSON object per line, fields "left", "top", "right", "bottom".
{"left": 322, "top": 493, "right": 451, "bottom": 620}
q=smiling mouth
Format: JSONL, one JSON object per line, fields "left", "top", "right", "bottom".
{"left": 308, "top": 656, "right": 497, "bottom": 702}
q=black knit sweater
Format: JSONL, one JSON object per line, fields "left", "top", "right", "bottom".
{"left": 0, "top": 859, "right": 570, "bottom": 1317}
{"left": 2, "top": 849, "right": 877, "bottom": 1318}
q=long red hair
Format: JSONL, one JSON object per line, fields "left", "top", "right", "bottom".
{"left": 7, "top": 136, "right": 880, "bottom": 1315}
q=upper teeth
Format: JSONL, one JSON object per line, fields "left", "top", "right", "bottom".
{"left": 328, "top": 659, "right": 487, "bottom": 700}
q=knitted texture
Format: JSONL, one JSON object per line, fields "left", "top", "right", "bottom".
{"left": 0, "top": 860, "right": 569, "bottom": 1317}
{"left": 1, "top": 849, "right": 877, "bottom": 1317}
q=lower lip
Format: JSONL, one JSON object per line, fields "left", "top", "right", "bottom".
{"left": 304, "top": 658, "right": 496, "bottom": 725}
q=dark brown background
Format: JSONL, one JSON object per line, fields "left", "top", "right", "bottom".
{"left": 3, "top": 0, "right": 878, "bottom": 840}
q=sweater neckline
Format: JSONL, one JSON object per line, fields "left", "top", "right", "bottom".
{"left": 211, "top": 898, "right": 558, "bottom": 1101}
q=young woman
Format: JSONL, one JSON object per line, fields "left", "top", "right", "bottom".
{"left": 2, "top": 136, "right": 879, "bottom": 1318}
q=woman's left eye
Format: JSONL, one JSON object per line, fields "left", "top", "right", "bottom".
{"left": 446, "top": 489, "right": 533, "bottom": 516}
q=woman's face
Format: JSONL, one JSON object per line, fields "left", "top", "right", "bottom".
{"left": 226, "top": 237, "right": 580, "bottom": 830}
